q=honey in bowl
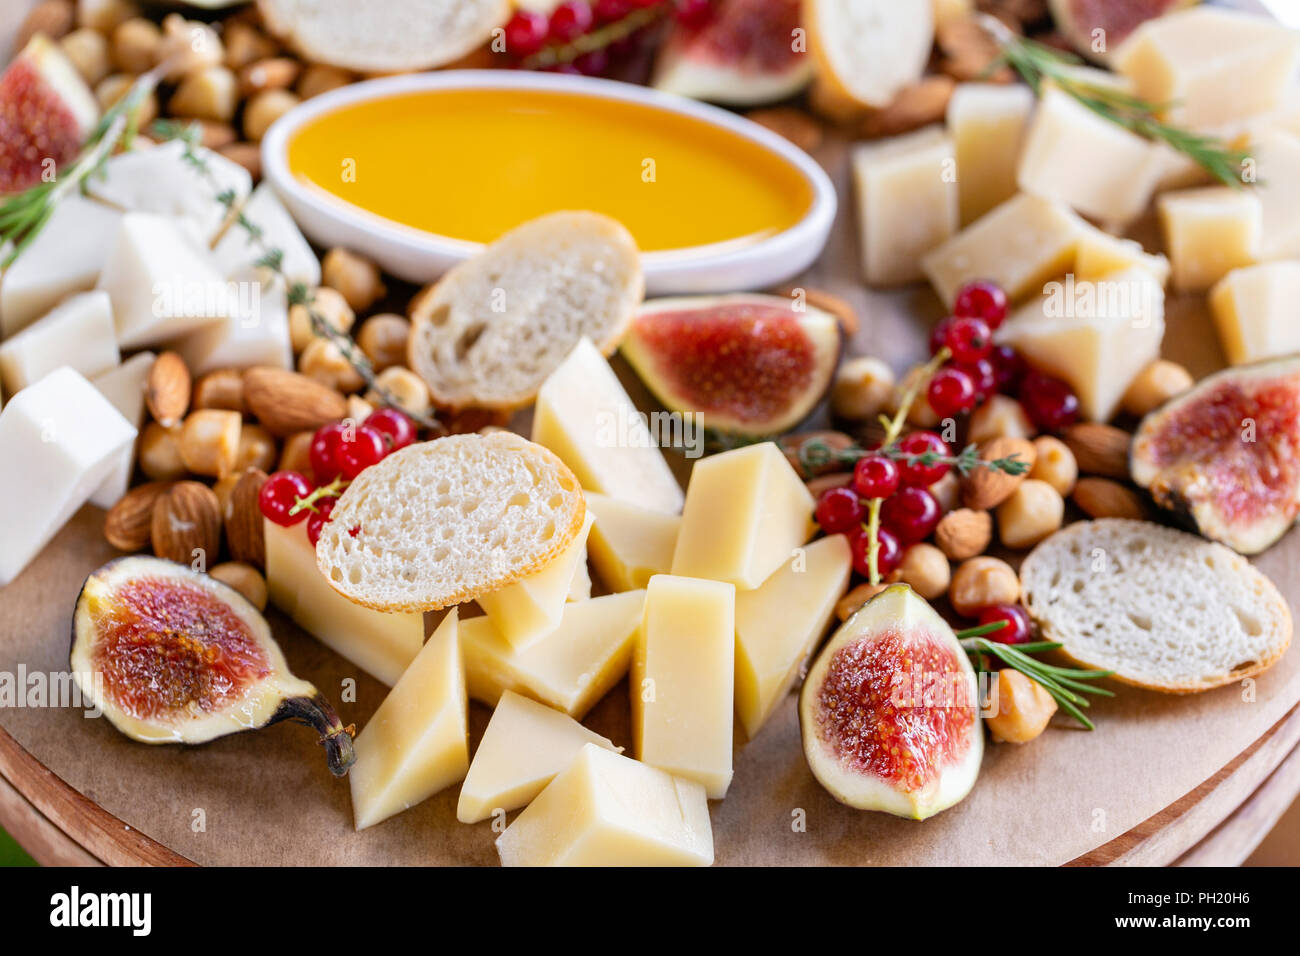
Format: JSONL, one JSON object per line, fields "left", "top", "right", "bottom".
{"left": 286, "top": 88, "right": 815, "bottom": 253}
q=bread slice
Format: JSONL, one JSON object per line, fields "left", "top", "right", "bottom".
{"left": 1020, "top": 519, "right": 1292, "bottom": 693}
{"left": 407, "top": 211, "right": 643, "bottom": 410}
{"left": 315, "top": 432, "right": 586, "bottom": 613}
{"left": 257, "top": 0, "right": 509, "bottom": 72}
{"left": 804, "top": 0, "right": 935, "bottom": 112}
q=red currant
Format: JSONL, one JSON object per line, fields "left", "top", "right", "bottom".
{"left": 259, "top": 471, "right": 312, "bottom": 527}
{"left": 849, "top": 526, "right": 901, "bottom": 578}
{"left": 942, "top": 316, "right": 993, "bottom": 363}
{"left": 880, "top": 486, "right": 941, "bottom": 544}
{"left": 852, "top": 453, "right": 900, "bottom": 500}
{"left": 549, "top": 1, "right": 594, "bottom": 41}
{"left": 927, "top": 366, "right": 977, "bottom": 418}
{"left": 364, "top": 407, "right": 417, "bottom": 453}
{"left": 929, "top": 317, "right": 955, "bottom": 357}
{"left": 989, "top": 344, "right": 1024, "bottom": 394}
{"left": 503, "top": 10, "right": 549, "bottom": 56}
{"left": 306, "top": 497, "right": 337, "bottom": 548}
{"left": 1019, "top": 371, "right": 1080, "bottom": 431}
{"left": 977, "top": 604, "right": 1032, "bottom": 644}
{"left": 309, "top": 421, "right": 347, "bottom": 482}
{"left": 673, "top": 0, "right": 714, "bottom": 28}
{"left": 954, "top": 356, "right": 996, "bottom": 402}
{"left": 953, "top": 279, "right": 1009, "bottom": 329}
{"left": 594, "top": 0, "right": 632, "bottom": 22}
{"left": 337, "top": 424, "right": 388, "bottom": 479}
{"left": 815, "top": 486, "right": 864, "bottom": 534}
{"left": 894, "top": 431, "right": 951, "bottom": 487}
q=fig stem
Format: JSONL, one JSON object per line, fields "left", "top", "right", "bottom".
{"left": 276, "top": 694, "right": 357, "bottom": 777}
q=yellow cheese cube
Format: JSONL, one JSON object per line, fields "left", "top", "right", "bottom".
{"left": 671, "top": 442, "right": 813, "bottom": 589}
{"left": 567, "top": 549, "right": 591, "bottom": 602}
{"left": 1115, "top": 8, "right": 1300, "bottom": 130}
{"left": 1209, "top": 261, "right": 1300, "bottom": 366}
{"left": 921, "top": 193, "right": 1083, "bottom": 307}
{"left": 852, "top": 125, "right": 958, "bottom": 286}
{"left": 264, "top": 518, "right": 422, "bottom": 686}
{"left": 460, "top": 591, "right": 644, "bottom": 719}
{"left": 584, "top": 491, "right": 679, "bottom": 592}
{"left": 532, "top": 338, "right": 684, "bottom": 515}
{"left": 477, "top": 512, "right": 594, "bottom": 649}
{"left": 457, "top": 691, "right": 618, "bottom": 824}
{"left": 734, "top": 535, "right": 852, "bottom": 740}
{"left": 947, "top": 82, "right": 1034, "bottom": 225}
{"left": 1074, "top": 221, "right": 1170, "bottom": 286}
{"left": 995, "top": 268, "right": 1165, "bottom": 422}
{"left": 1158, "top": 186, "right": 1261, "bottom": 293}
{"left": 350, "top": 610, "right": 468, "bottom": 830}
{"left": 496, "top": 743, "right": 713, "bottom": 867}
{"left": 1250, "top": 130, "right": 1300, "bottom": 260}
{"left": 633, "top": 574, "right": 735, "bottom": 799}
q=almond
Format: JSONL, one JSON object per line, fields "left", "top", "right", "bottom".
{"left": 779, "top": 430, "right": 855, "bottom": 478}
{"left": 960, "top": 437, "right": 1036, "bottom": 510}
{"left": 1072, "top": 477, "right": 1146, "bottom": 520}
{"left": 193, "top": 368, "right": 246, "bottom": 413}
{"left": 151, "top": 481, "right": 221, "bottom": 567}
{"left": 242, "top": 366, "right": 348, "bottom": 436}
{"left": 1063, "top": 423, "right": 1131, "bottom": 479}
{"left": 934, "top": 508, "right": 992, "bottom": 561}
{"left": 226, "top": 468, "right": 268, "bottom": 568}
{"left": 146, "top": 351, "right": 192, "bottom": 427}
{"left": 104, "top": 481, "right": 174, "bottom": 552}
{"left": 859, "top": 75, "right": 956, "bottom": 139}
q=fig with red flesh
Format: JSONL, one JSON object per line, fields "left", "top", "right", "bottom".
{"left": 1131, "top": 356, "right": 1300, "bottom": 555}
{"left": 1048, "top": 0, "right": 1197, "bottom": 64}
{"left": 71, "top": 556, "right": 355, "bottom": 776}
{"left": 799, "top": 585, "right": 983, "bottom": 819}
{"left": 652, "top": 0, "right": 813, "bottom": 106}
{"left": 621, "top": 293, "right": 841, "bottom": 436}
{"left": 0, "top": 35, "right": 100, "bottom": 195}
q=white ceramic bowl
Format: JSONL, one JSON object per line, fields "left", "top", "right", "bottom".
{"left": 261, "top": 70, "right": 836, "bottom": 295}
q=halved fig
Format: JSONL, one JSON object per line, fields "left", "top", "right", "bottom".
{"left": 621, "top": 293, "right": 841, "bottom": 436}
{"left": 71, "top": 556, "right": 355, "bottom": 776}
{"left": 1130, "top": 356, "right": 1300, "bottom": 555}
{"left": 1048, "top": 0, "right": 1196, "bottom": 64}
{"left": 799, "top": 585, "right": 983, "bottom": 820}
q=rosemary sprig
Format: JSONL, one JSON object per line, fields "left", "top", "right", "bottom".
{"left": 979, "top": 14, "right": 1247, "bottom": 187}
{"left": 962, "top": 636, "right": 1114, "bottom": 730}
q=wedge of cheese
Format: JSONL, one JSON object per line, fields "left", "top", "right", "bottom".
{"left": 170, "top": 281, "right": 293, "bottom": 376}
{"left": 212, "top": 183, "right": 320, "bottom": 286}
{"left": 584, "top": 491, "right": 679, "bottom": 593}
{"left": 1249, "top": 130, "right": 1300, "bottom": 260}
{"left": 496, "top": 743, "right": 713, "bottom": 867}
{"left": 533, "top": 338, "right": 683, "bottom": 515}
{"left": 1073, "top": 223, "right": 1170, "bottom": 286}
{"left": 350, "top": 610, "right": 468, "bottom": 830}
{"left": 1209, "top": 261, "right": 1300, "bottom": 366}
{"left": 996, "top": 268, "right": 1165, "bottom": 423}
{"left": 1157, "top": 187, "right": 1262, "bottom": 293}
{"left": 852, "top": 125, "right": 958, "bottom": 286}
{"left": 456, "top": 691, "right": 619, "bottom": 824}
{"left": 89, "top": 352, "right": 154, "bottom": 510}
{"left": 947, "top": 82, "right": 1034, "bottom": 225}
{"left": 0, "top": 291, "right": 119, "bottom": 395}
{"left": 460, "top": 591, "right": 644, "bottom": 719}
{"left": 734, "top": 535, "right": 851, "bottom": 739}
{"left": 0, "top": 368, "right": 136, "bottom": 586}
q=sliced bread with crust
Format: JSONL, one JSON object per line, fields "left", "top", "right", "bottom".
{"left": 407, "top": 211, "right": 643, "bottom": 410}
{"left": 804, "top": 0, "right": 935, "bottom": 112}
{"left": 315, "top": 432, "right": 586, "bottom": 613}
{"left": 258, "top": 0, "right": 509, "bottom": 73}
{"left": 1019, "top": 519, "right": 1292, "bottom": 693}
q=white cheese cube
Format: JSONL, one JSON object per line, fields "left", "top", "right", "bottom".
{"left": 89, "top": 352, "right": 154, "bottom": 509}
{"left": 212, "top": 184, "right": 320, "bottom": 287}
{"left": 170, "top": 279, "right": 292, "bottom": 376}
{"left": 1248, "top": 130, "right": 1300, "bottom": 260}
{"left": 0, "top": 291, "right": 119, "bottom": 395}
{"left": 1158, "top": 186, "right": 1262, "bottom": 293}
{"left": 1209, "top": 261, "right": 1300, "bottom": 366}
{"left": 0, "top": 367, "right": 136, "bottom": 585}
{"left": 947, "top": 83, "right": 1034, "bottom": 225}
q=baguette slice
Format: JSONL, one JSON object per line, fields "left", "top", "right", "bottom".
{"left": 804, "top": 0, "right": 934, "bottom": 112}
{"left": 316, "top": 432, "right": 586, "bottom": 613}
{"left": 408, "top": 211, "right": 643, "bottom": 410}
{"left": 1020, "top": 519, "right": 1292, "bottom": 693}
{"left": 258, "top": 0, "right": 509, "bottom": 72}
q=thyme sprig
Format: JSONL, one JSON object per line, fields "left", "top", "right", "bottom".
{"left": 797, "top": 437, "right": 1030, "bottom": 481}
{"left": 961, "top": 633, "right": 1115, "bottom": 731}
{"left": 980, "top": 14, "right": 1248, "bottom": 187}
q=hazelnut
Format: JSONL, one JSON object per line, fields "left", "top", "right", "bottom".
{"left": 217, "top": 141, "right": 261, "bottom": 179}
{"left": 986, "top": 670, "right": 1057, "bottom": 744}
{"left": 831, "top": 356, "right": 895, "bottom": 421}
{"left": 222, "top": 21, "right": 278, "bottom": 69}
{"left": 237, "top": 56, "right": 301, "bottom": 97}
{"left": 347, "top": 394, "right": 375, "bottom": 422}
{"left": 178, "top": 409, "right": 242, "bottom": 478}
{"left": 322, "top": 247, "right": 386, "bottom": 312}
{"left": 168, "top": 65, "right": 238, "bottom": 122}
{"left": 298, "top": 338, "right": 365, "bottom": 393}
{"left": 209, "top": 561, "right": 268, "bottom": 612}
{"left": 234, "top": 423, "right": 278, "bottom": 473}
{"left": 928, "top": 471, "right": 960, "bottom": 513}
{"left": 1120, "top": 359, "right": 1194, "bottom": 418}
{"left": 356, "top": 313, "right": 411, "bottom": 372}
{"left": 60, "top": 28, "right": 111, "bottom": 85}
{"left": 996, "top": 479, "right": 1064, "bottom": 550}
{"left": 835, "top": 582, "right": 889, "bottom": 622}
{"left": 934, "top": 508, "right": 992, "bottom": 561}
{"left": 1028, "top": 436, "right": 1078, "bottom": 497}
{"left": 192, "top": 368, "right": 246, "bottom": 413}
{"left": 138, "top": 422, "right": 186, "bottom": 481}
{"left": 243, "top": 88, "right": 300, "bottom": 141}
{"left": 891, "top": 543, "right": 950, "bottom": 600}
{"left": 212, "top": 470, "right": 242, "bottom": 519}
{"left": 110, "top": 17, "right": 160, "bottom": 74}
{"left": 95, "top": 73, "right": 157, "bottom": 126}
{"left": 279, "top": 430, "right": 315, "bottom": 477}
{"left": 297, "top": 63, "right": 353, "bottom": 99}
{"left": 949, "top": 555, "right": 1019, "bottom": 617}
{"left": 289, "top": 286, "right": 354, "bottom": 353}
{"left": 366, "top": 366, "right": 431, "bottom": 419}
{"left": 967, "top": 394, "right": 1035, "bottom": 444}
{"left": 18, "top": 1, "right": 74, "bottom": 49}
{"left": 156, "top": 14, "right": 223, "bottom": 80}
{"left": 77, "top": 0, "right": 139, "bottom": 34}
{"left": 890, "top": 364, "right": 941, "bottom": 427}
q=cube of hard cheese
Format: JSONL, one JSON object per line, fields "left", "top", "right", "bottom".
{"left": 995, "top": 268, "right": 1165, "bottom": 422}
{"left": 633, "top": 574, "right": 735, "bottom": 799}
{"left": 1115, "top": 8, "right": 1300, "bottom": 130}
{"left": 96, "top": 213, "right": 235, "bottom": 349}
{"left": 1249, "top": 130, "right": 1300, "bottom": 260}
{"left": 532, "top": 338, "right": 683, "bottom": 515}
{"left": 90, "top": 352, "right": 154, "bottom": 509}
{"left": 170, "top": 282, "right": 293, "bottom": 377}
{"left": 585, "top": 491, "right": 679, "bottom": 592}
{"left": 948, "top": 83, "right": 1034, "bottom": 225}
{"left": 1209, "top": 261, "right": 1300, "bottom": 366}
{"left": 0, "top": 194, "right": 122, "bottom": 337}
{"left": 457, "top": 691, "right": 619, "bottom": 824}
{"left": 350, "top": 610, "right": 467, "bottom": 830}
{"left": 460, "top": 591, "right": 644, "bottom": 719}
{"left": 921, "top": 193, "right": 1083, "bottom": 307}
{"left": 477, "top": 512, "right": 595, "bottom": 649}
{"left": 496, "top": 743, "right": 713, "bottom": 867}
{"left": 264, "top": 517, "right": 423, "bottom": 685}
{"left": 1074, "top": 222, "right": 1170, "bottom": 286}
{"left": 852, "top": 125, "right": 958, "bottom": 286}
{"left": 1158, "top": 187, "right": 1261, "bottom": 293}
{"left": 671, "top": 442, "right": 813, "bottom": 589}
{"left": 0, "top": 291, "right": 119, "bottom": 395}
{"left": 734, "top": 535, "right": 851, "bottom": 740}
{"left": 212, "top": 183, "right": 320, "bottom": 286}
{"left": 0, "top": 368, "right": 136, "bottom": 585}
